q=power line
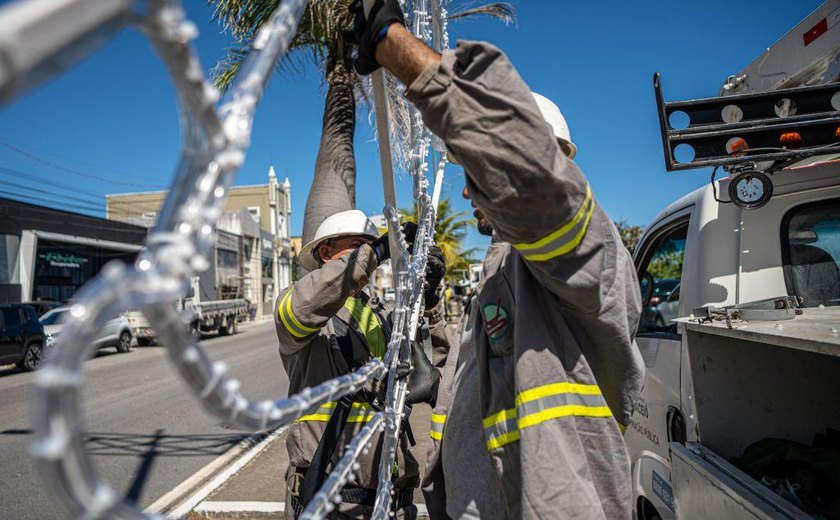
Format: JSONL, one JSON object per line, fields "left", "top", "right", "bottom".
{"left": 0, "top": 136, "right": 150, "bottom": 182}
{"left": 0, "top": 139, "right": 163, "bottom": 189}
{"left": 0, "top": 179, "right": 107, "bottom": 208}
{"left": 0, "top": 165, "right": 168, "bottom": 214}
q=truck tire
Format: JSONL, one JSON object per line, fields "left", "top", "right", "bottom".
{"left": 229, "top": 316, "right": 238, "bottom": 335}
{"left": 116, "top": 331, "right": 132, "bottom": 353}
{"left": 18, "top": 342, "right": 43, "bottom": 372}
{"left": 137, "top": 338, "right": 152, "bottom": 347}
{"left": 190, "top": 322, "right": 201, "bottom": 342}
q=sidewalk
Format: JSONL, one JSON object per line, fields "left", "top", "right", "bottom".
{"left": 185, "top": 404, "right": 434, "bottom": 520}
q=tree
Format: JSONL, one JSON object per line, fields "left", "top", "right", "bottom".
{"left": 614, "top": 219, "right": 644, "bottom": 253}
{"left": 209, "top": 1, "right": 516, "bottom": 245}
{"left": 210, "top": 0, "right": 359, "bottom": 244}
{"left": 400, "top": 197, "right": 478, "bottom": 281}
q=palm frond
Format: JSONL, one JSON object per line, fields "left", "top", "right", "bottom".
{"left": 447, "top": 2, "right": 516, "bottom": 26}
{"left": 208, "top": 0, "right": 357, "bottom": 91}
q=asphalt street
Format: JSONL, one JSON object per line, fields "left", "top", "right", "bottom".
{"left": 0, "top": 320, "right": 286, "bottom": 520}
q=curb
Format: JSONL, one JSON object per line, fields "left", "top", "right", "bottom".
{"left": 145, "top": 427, "right": 286, "bottom": 519}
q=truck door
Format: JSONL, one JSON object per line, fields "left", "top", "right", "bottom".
{"left": 628, "top": 216, "right": 690, "bottom": 520}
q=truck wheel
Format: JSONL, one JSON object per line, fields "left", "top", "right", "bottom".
{"left": 190, "top": 323, "right": 201, "bottom": 342}
{"left": 18, "top": 343, "right": 43, "bottom": 372}
{"left": 116, "top": 331, "right": 132, "bottom": 353}
{"left": 137, "top": 338, "right": 152, "bottom": 347}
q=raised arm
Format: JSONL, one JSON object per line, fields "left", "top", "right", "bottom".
{"left": 275, "top": 244, "right": 378, "bottom": 354}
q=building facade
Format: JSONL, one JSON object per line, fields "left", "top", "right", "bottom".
{"left": 0, "top": 198, "right": 148, "bottom": 304}
{"left": 106, "top": 167, "right": 292, "bottom": 316}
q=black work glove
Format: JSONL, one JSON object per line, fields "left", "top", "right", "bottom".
{"left": 405, "top": 339, "right": 440, "bottom": 406}
{"left": 423, "top": 245, "right": 446, "bottom": 308}
{"left": 345, "top": 0, "right": 406, "bottom": 75}
{"left": 369, "top": 221, "right": 417, "bottom": 264}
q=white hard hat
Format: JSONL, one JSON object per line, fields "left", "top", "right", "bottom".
{"left": 531, "top": 92, "right": 576, "bottom": 159}
{"left": 299, "top": 209, "right": 379, "bottom": 271}
{"left": 447, "top": 92, "right": 577, "bottom": 163}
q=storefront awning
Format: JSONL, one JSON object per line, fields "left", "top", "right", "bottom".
{"left": 33, "top": 230, "right": 144, "bottom": 252}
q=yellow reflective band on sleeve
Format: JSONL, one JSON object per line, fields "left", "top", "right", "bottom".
{"left": 296, "top": 401, "right": 377, "bottom": 423}
{"left": 483, "top": 381, "right": 614, "bottom": 451}
{"left": 515, "top": 382, "right": 603, "bottom": 406}
{"left": 512, "top": 184, "right": 595, "bottom": 262}
{"left": 430, "top": 413, "right": 447, "bottom": 440}
{"left": 277, "top": 291, "right": 319, "bottom": 339}
{"left": 343, "top": 297, "right": 387, "bottom": 359}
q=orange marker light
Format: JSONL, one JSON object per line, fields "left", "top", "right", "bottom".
{"left": 780, "top": 132, "right": 803, "bottom": 148}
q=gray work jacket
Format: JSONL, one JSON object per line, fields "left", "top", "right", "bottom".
{"left": 407, "top": 41, "right": 645, "bottom": 519}
{"left": 274, "top": 245, "right": 420, "bottom": 492}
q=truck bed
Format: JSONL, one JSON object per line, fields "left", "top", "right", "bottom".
{"left": 681, "top": 307, "right": 840, "bottom": 358}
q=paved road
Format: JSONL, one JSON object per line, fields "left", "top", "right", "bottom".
{"left": 0, "top": 320, "right": 286, "bottom": 520}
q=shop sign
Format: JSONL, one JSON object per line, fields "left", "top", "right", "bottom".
{"left": 43, "top": 252, "right": 88, "bottom": 269}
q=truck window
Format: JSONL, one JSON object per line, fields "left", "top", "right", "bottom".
{"left": 782, "top": 198, "right": 840, "bottom": 307}
{"left": 638, "top": 222, "right": 688, "bottom": 334}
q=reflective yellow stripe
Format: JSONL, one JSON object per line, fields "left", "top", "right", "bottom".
{"left": 513, "top": 185, "right": 591, "bottom": 251}
{"left": 343, "top": 297, "right": 386, "bottom": 359}
{"left": 516, "top": 382, "right": 602, "bottom": 406}
{"left": 513, "top": 184, "right": 594, "bottom": 261}
{"left": 279, "top": 292, "right": 319, "bottom": 338}
{"left": 296, "top": 401, "right": 376, "bottom": 423}
{"left": 486, "top": 430, "right": 520, "bottom": 450}
{"left": 483, "top": 381, "right": 613, "bottom": 451}
{"left": 518, "top": 405, "right": 613, "bottom": 429}
{"left": 481, "top": 407, "right": 517, "bottom": 429}
{"left": 430, "top": 413, "right": 447, "bottom": 440}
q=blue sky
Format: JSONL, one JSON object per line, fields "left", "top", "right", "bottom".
{"left": 0, "top": 0, "right": 824, "bottom": 255}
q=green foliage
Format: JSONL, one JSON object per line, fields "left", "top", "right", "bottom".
{"left": 400, "top": 198, "right": 478, "bottom": 280}
{"left": 648, "top": 249, "right": 684, "bottom": 280}
{"left": 614, "top": 219, "right": 644, "bottom": 253}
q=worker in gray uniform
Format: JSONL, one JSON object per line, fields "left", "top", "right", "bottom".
{"left": 346, "top": 2, "right": 645, "bottom": 518}
{"left": 275, "top": 209, "right": 445, "bottom": 519}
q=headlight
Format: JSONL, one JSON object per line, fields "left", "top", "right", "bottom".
{"left": 45, "top": 334, "right": 55, "bottom": 347}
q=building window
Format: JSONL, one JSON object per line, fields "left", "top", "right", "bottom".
{"left": 262, "top": 256, "right": 273, "bottom": 278}
{"left": 33, "top": 239, "right": 137, "bottom": 302}
{"left": 217, "top": 248, "right": 239, "bottom": 269}
{"left": 247, "top": 206, "right": 261, "bottom": 223}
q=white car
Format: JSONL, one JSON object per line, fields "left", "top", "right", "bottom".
{"left": 40, "top": 307, "right": 133, "bottom": 354}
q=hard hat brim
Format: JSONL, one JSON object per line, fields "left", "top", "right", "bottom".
{"left": 298, "top": 230, "right": 379, "bottom": 272}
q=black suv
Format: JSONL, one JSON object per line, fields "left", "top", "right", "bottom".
{"left": 0, "top": 304, "right": 46, "bottom": 371}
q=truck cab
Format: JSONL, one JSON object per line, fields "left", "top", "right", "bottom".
{"left": 628, "top": 160, "right": 840, "bottom": 520}
{"left": 627, "top": 2, "right": 840, "bottom": 518}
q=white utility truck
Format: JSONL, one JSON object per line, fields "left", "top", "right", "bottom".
{"left": 627, "top": 2, "right": 840, "bottom": 519}
{"left": 128, "top": 277, "right": 248, "bottom": 345}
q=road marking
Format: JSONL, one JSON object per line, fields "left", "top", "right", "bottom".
{"left": 195, "top": 501, "right": 285, "bottom": 514}
{"left": 145, "top": 426, "right": 286, "bottom": 518}
{"left": 193, "top": 501, "right": 430, "bottom": 517}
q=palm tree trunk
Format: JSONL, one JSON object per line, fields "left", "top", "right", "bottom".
{"left": 301, "top": 52, "right": 357, "bottom": 245}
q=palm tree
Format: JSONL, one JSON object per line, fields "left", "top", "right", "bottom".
{"left": 400, "top": 197, "right": 478, "bottom": 280}
{"left": 209, "top": 1, "right": 515, "bottom": 244}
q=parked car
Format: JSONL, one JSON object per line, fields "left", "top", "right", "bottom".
{"left": 40, "top": 307, "right": 133, "bottom": 354}
{"left": 639, "top": 278, "right": 680, "bottom": 330}
{"left": 0, "top": 304, "right": 46, "bottom": 371}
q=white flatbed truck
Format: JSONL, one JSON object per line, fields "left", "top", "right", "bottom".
{"left": 627, "top": 2, "right": 840, "bottom": 519}
{"left": 128, "top": 277, "right": 248, "bottom": 345}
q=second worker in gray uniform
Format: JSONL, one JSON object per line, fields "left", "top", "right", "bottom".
{"left": 347, "top": 2, "right": 646, "bottom": 518}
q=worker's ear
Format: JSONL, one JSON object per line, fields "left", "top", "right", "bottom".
{"left": 318, "top": 243, "right": 332, "bottom": 264}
